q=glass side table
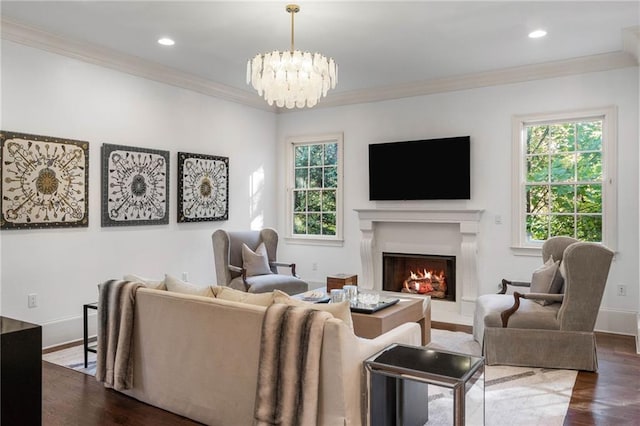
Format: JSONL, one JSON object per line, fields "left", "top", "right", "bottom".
{"left": 365, "top": 343, "right": 484, "bottom": 426}
{"left": 83, "top": 302, "right": 98, "bottom": 368}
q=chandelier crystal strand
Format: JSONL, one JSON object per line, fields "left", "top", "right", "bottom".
{"left": 247, "top": 4, "right": 337, "bottom": 109}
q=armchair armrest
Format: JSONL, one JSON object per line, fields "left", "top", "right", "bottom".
{"left": 500, "top": 291, "right": 524, "bottom": 327}
{"left": 270, "top": 261, "right": 297, "bottom": 277}
{"left": 228, "top": 264, "right": 249, "bottom": 290}
{"left": 228, "top": 264, "right": 243, "bottom": 274}
{"left": 500, "top": 292, "right": 565, "bottom": 327}
{"left": 522, "top": 293, "right": 564, "bottom": 304}
{"left": 498, "top": 279, "right": 531, "bottom": 294}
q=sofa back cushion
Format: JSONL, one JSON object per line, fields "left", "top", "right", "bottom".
{"left": 216, "top": 286, "right": 274, "bottom": 306}
{"left": 164, "top": 274, "right": 216, "bottom": 297}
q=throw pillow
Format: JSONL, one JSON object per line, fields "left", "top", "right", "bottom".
{"left": 164, "top": 274, "right": 215, "bottom": 298}
{"left": 216, "top": 286, "right": 274, "bottom": 306}
{"left": 529, "top": 257, "right": 560, "bottom": 305}
{"left": 273, "top": 290, "right": 354, "bottom": 331}
{"left": 123, "top": 274, "right": 166, "bottom": 291}
{"left": 242, "top": 242, "right": 273, "bottom": 277}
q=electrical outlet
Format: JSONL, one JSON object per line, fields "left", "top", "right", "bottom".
{"left": 616, "top": 285, "right": 626, "bottom": 296}
{"left": 494, "top": 215, "right": 502, "bottom": 225}
{"left": 182, "top": 272, "right": 189, "bottom": 281}
{"left": 312, "top": 262, "right": 318, "bottom": 271}
{"left": 28, "top": 293, "right": 37, "bottom": 308}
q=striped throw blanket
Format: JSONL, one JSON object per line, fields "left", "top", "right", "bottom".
{"left": 254, "top": 303, "right": 332, "bottom": 426}
{"left": 95, "top": 279, "right": 144, "bottom": 391}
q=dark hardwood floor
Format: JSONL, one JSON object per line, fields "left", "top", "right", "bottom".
{"left": 42, "top": 323, "right": 639, "bottom": 425}
{"left": 42, "top": 362, "right": 202, "bottom": 425}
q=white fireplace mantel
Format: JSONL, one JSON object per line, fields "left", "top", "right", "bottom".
{"left": 354, "top": 208, "right": 483, "bottom": 320}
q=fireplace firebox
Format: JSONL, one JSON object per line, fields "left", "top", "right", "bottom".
{"left": 382, "top": 252, "right": 456, "bottom": 301}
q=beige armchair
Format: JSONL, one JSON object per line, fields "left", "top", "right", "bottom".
{"left": 212, "top": 228, "right": 308, "bottom": 295}
{"left": 473, "top": 237, "right": 614, "bottom": 371}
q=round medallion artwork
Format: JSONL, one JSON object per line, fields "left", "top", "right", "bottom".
{"left": 1, "top": 132, "right": 89, "bottom": 229}
{"left": 178, "top": 152, "right": 228, "bottom": 222}
{"left": 101, "top": 144, "right": 169, "bottom": 226}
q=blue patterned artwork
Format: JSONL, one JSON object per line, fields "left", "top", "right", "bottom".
{"left": 1, "top": 131, "right": 89, "bottom": 230}
{"left": 177, "top": 152, "right": 229, "bottom": 222}
{"left": 101, "top": 143, "right": 169, "bottom": 226}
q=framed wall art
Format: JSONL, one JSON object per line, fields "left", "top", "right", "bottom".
{"left": 177, "top": 152, "right": 229, "bottom": 222}
{"left": 101, "top": 143, "right": 169, "bottom": 227}
{"left": 1, "top": 131, "right": 89, "bottom": 230}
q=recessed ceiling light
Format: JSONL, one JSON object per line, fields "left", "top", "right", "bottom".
{"left": 158, "top": 37, "right": 175, "bottom": 46}
{"left": 528, "top": 29, "right": 547, "bottom": 39}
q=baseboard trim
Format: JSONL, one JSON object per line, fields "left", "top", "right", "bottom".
{"left": 41, "top": 312, "right": 96, "bottom": 349}
{"left": 594, "top": 307, "right": 638, "bottom": 336}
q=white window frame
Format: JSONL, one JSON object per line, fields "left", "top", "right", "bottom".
{"left": 285, "top": 133, "right": 344, "bottom": 246}
{"left": 511, "top": 106, "right": 617, "bottom": 256}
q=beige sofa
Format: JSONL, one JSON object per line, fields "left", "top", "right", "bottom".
{"left": 118, "top": 288, "right": 421, "bottom": 425}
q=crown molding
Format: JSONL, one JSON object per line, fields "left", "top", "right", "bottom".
{"left": 622, "top": 26, "right": 640, "bottom": 62}
{"left": 2, "top": 18, "right": 637, "bottom": 114}
{"left": 1, "top": 18, "right": 274, "bottom": 112}
{"left": 314, "top": 51, "right": 638, "bottom": 110}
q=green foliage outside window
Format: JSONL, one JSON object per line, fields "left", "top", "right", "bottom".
{"left": 525, "top": 120, "right": 603, "bottom": 242}
{"left": 293, "top": 142, "right": 338, "bottom": 236}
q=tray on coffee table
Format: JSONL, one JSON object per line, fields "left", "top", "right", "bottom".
{"left": 350, "top": 298, "right": 399, "bottom": 314}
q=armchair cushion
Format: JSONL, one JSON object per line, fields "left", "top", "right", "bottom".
{"left": 244, "top": 274, "right": 308, "bottom": 295}
{"left": 481, "top": 294, "right": 561, "bottom": 330}
{"left": 242, "top": 242, "right": 273, "bottom": 277}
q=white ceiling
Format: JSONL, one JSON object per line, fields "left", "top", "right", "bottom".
{"left": 1, "top": 1, "right": 639, "bottom": 105}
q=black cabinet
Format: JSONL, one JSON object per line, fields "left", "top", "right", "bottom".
{"left": 1, "top": 316, "right": 42, "bottom": 426}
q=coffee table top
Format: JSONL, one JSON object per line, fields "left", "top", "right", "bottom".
{"left": 295, "top": 287, "right": 408, "bottom": 314}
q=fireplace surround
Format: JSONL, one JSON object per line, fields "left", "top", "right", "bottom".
{"left": 355, "top": 208, "right": 483, "bottom": 321}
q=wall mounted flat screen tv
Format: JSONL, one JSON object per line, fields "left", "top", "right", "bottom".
{"left": 369, "top": 136, "right": 471, "bottom": 200}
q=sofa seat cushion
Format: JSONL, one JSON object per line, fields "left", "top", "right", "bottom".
{"left": 480, "top": 293, "right": 561, "bottom": 330}
{"left": 245, "top": 274, "right": 308, "bottom": 295}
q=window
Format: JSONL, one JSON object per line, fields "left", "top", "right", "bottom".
{"left": 286, "top": 133, "right": 343, "bottom": 244}
{"left": 511, "top": 107, "right": 617, "bottom": 253}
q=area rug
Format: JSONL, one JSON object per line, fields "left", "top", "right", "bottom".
{"left": 424, "top": 329, "right": 577, "bottom": 425}
{"left": 43, "top": 330, "right": 577, "bottom": 425}
{"left": 43, "top": 344, "right": 96, "bottom": 376}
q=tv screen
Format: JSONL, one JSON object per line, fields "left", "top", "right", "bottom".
{"left": 368, "top": 136, "right": 471, "bottom": 200}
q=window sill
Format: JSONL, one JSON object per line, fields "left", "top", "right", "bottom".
{"left": 284, "top": 236, "right": 344, "bottom": 247}
{"left": 510, "top": 246, "right": 542, "bottom": 257}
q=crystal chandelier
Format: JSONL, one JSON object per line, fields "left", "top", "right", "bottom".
{"left": 246, "top": 4, "right": 338, "bottom": 109}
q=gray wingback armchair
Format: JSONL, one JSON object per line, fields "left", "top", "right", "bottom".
{"left": 212, "top": 228, "right": 308, "bottom": 295}
{"left": 473, "top": 237, "right": 614, "bottom": 371}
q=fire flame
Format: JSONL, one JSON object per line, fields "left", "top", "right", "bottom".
{"left": 403, "top": 269, "right": 446, "bottom": 295}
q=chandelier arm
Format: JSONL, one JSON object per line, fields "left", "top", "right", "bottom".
{"left": 287, "top": 4, "right": 299, "bottom": 52}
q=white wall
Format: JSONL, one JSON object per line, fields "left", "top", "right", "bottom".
{"left": 0, "top": 41, "right": 278, "bottom": 345}
{"left": 2, "top": 40, "right": 637, "bottom": 344}
{"left": 276, "top": 67, "right": 639, "bottom": 334}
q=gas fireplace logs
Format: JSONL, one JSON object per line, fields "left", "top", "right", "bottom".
{"left": 402, "top": 269, "right": 447, "bottom": 298}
